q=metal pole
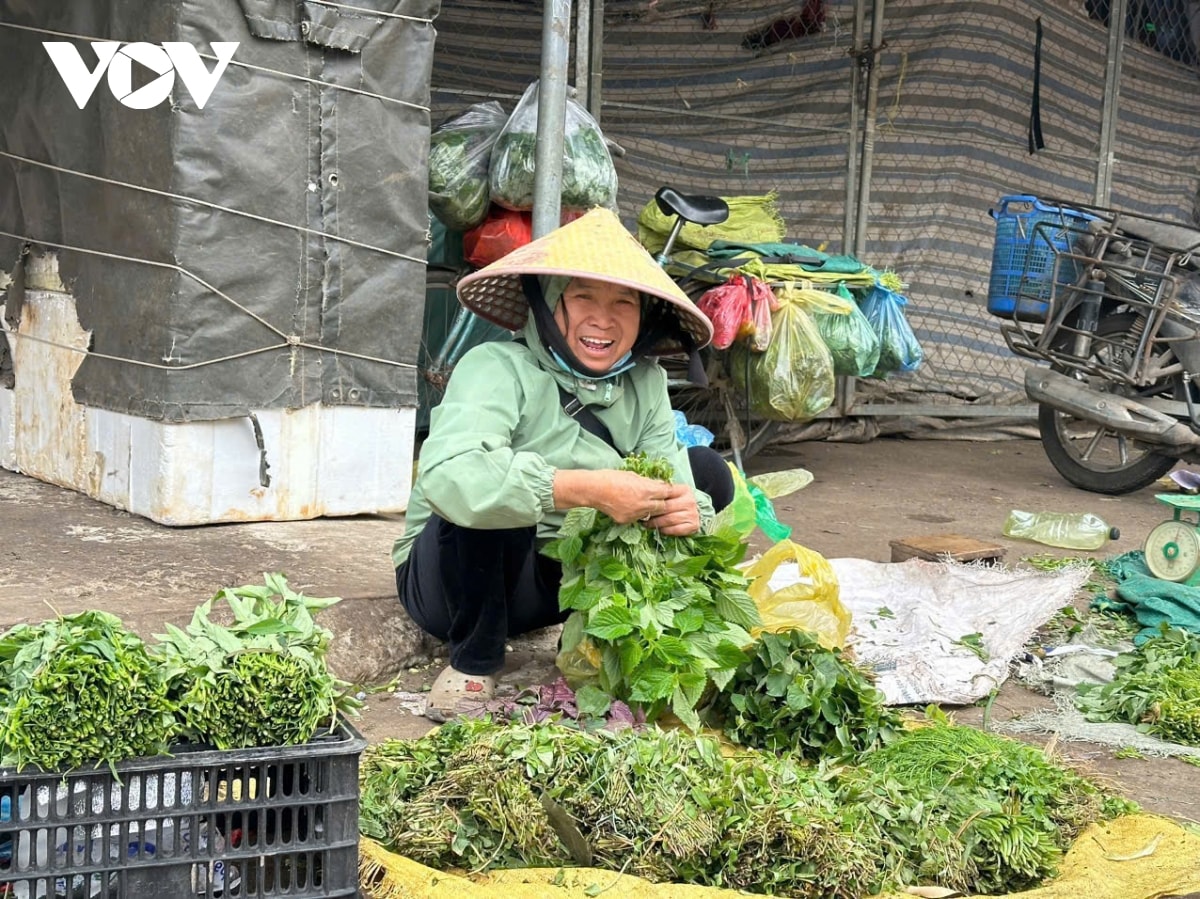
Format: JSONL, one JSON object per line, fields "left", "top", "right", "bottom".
{"left": 835, "top": 0, "right": 870, "bottom": 417}
{"left": 854, "top": 0, "right": 885, "bottom": 262}
{"left": 575, "top": 0, "right": 590, "bottom": 104}
{"left": 532, "top": 0, "right": 572, "bottom": 239}
{"left": 842, "top": 0, "right": 867, "bottom": 254}
{"left": 1095, "top": 0, "right": 1128, "bottom": 206}
{"left": 587, "top": 0, "right": 604, "bottom": 122}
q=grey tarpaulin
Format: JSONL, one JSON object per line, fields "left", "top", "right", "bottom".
{"left": 0, "top": 0, "right": 438, "bottom": 422}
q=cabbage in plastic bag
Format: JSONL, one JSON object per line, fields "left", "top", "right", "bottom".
{"left": 428, "top": 101, "right": 508, "bottom": 231}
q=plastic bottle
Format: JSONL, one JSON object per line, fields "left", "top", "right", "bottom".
{"left": 1002, "top": 509, "right": 1120, "bottom": 551}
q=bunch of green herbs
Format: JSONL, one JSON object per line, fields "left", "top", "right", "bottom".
{"left": 543, "top": 454, "right": 760, "bottom": 732}
{"left": 859, "top": 708, "right": 1136, "bottom": 892}
{"left": 359, "top": 716, "right": 1131, "bottom": 897}
{"left": 153, "top": 573, "right": 358, "bottom": 749}
{"left": 706, "top": 628, "right": 902, "bottom": 760}
{"left": 0, "top": 611, "right": 175, "bottom": 771}
{"left": 1076, "top": 623, "right": 1200, "bottom": 745}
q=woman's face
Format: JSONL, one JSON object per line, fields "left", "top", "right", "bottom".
{"left": 553, "top": 277, "right": 641, "bottom": 372}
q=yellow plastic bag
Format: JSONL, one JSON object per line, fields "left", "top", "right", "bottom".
{"left": 743, "top": 540, "right": 850, "bottom": 648}
{"left": 731, "top": 285, "right": 836, "bottom": 422}
{"left": 710, "top": 465, "right": 757, "bottom": 540}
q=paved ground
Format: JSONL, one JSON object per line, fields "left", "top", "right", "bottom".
{"left": 2, "top": 434, "right": 1198, "bottom": 824}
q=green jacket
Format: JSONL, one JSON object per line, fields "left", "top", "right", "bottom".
{"left": 391, "top": 319, "right": 712, "bottom": 567}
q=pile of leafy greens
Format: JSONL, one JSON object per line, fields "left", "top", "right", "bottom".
{"left": 858, "top": 708, "right": 1135, "bottom": 893}
{"left": 0, "top": 611, "right": 175, "bottom": 771}
{"left": 153, "top": 573, "right": 358, "bottom": 750}
{"left": 544, "top": 454, "right": 760, "bottom": 732}
{"left": 706, "top": 628, "right": 901, "bottom": 760}
{"left": 1076, "top": 623, "right": 1200, "bottom": 745}
{"left": 359, "top": 714, "right": 1133, "bottom": 898}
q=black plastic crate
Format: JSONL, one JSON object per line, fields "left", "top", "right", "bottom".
{"left": 0, "top": 723, "right": 365, "bottom": 899}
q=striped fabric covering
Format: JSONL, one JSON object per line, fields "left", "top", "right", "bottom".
{"left": 429, "top": 0, "right": 1200, "bottom": 411}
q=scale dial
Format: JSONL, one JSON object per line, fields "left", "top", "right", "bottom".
{"left": 1144, "top": 519, "right": 1200, "bottom": 582}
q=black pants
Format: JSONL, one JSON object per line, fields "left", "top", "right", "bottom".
{"left": 395, "top": 446, "right": 734, "bottom": 676}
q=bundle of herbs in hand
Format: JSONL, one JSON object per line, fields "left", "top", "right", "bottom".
{"left": 153, "top": 573, "right": 358, "bottom": 750}
{"left": 0, "top": 611, "right": 175, "bottom": 772}
{"left": 544, "top": 454, "right": 761, "bottom": 732}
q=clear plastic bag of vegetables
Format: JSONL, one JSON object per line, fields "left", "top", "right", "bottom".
{"left": 731, "top": 283, "right": 837, "bottom": 422}
{"left": 489, "top": 80, "right": 618, "bottom": 212}
{"left": 860, "top": 283, "right": 924, "bottom": 376}
{"left": 813, "top": 282, "right": 881, "bottom": 377}
{"left": 428, "top": 101, "right": 508, "bottom": 232}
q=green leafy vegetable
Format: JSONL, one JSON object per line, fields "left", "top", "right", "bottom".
{"left": 860, "top": 708, "right": 1137, "bottom": 892}
{"left": 1076, "top": 624, "right": 1200, "bottom": 746}
{"left": 544, "top": 454, "right": 760, "bottom": 731}
{"left": 153, "top": 573, "right": 358, "bottom": 749}
{"left": 956, "top": 631, "right": 990, "bottom": 662}
{"left": 428, "top": 101, "right": 507, "bottom": 231}
{"left": 489, "top": 84, "right": 617, "bottom": 212}
{"left": 0, "top": 611, "right": 175, "bottom": 771}
{"left": 359, "top": 715, "right": 1132, "bottom": 896}
{"left": 706, "top": 628, "right": 901, "bottom": 760}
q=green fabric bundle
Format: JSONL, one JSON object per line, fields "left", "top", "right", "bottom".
{"left": 1093, "top": 550, "right": 1200, "bottom": 642}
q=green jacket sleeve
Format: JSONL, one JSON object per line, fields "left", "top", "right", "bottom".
{"left": 417, "top": 346, "right": 557, "bottom": 529}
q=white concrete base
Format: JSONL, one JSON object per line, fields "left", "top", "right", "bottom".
{"left": 0, "top": 286, "right": 413, "bottom": 526}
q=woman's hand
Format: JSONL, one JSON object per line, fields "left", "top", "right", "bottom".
{"left": 553, "top": 469, "right": 701, "bottom": 535}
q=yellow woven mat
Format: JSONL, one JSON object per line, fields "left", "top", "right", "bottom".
{"left": 360, "top": 813, "right": 1200, "bottom": 899}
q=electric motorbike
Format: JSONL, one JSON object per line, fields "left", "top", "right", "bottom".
{"left": 999, "top": 199, "right": 1200, "bottom": 495}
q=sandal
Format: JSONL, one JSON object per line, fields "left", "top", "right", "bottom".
{"left": 424, "top": 665, "right": 497, "bottom": 723}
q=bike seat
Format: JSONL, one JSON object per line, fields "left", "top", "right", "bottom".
{"left": 655, "top": 187, "right": 730, "bottom": 226}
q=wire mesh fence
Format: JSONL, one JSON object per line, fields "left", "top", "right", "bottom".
{"left": 427, "top": 0, "right": 1200, "bottom": 423}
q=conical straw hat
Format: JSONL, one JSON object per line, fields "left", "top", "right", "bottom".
{"left": 456, "top": 207, "right": 713, "bottom": 353}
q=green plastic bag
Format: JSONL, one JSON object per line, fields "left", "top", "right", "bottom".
{"left": 711, "top": 465, "right": 813, "bottom": 543}
{"left": 814, "top": 282, "right": 881, "bottom": 377}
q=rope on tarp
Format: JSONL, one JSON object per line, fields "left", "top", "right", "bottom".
{"left": 0, "top": 151, "right": 427, "bottom": 266}
{"left": 0, "top": 230, "right": 418, "bottom": 372}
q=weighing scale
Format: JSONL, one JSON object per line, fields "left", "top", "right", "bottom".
{"left": 1144, "top": 494, "right": 1200, "bottom": 584}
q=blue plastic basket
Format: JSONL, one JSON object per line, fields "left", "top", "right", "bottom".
{"left": 987, "top": 195, "right": 1095, "bottom": 321}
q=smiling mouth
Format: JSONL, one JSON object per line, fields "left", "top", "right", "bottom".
{"left": 579, "top": 337, "right": 614, "bottom": 352}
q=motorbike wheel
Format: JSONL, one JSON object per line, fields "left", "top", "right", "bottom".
{"left": 1038, "top": 312, "right": 1180, "bottom": 495}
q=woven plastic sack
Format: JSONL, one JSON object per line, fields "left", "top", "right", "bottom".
{"left": 860, "top": 284, "right": 924, "bottom": 376}
{"left": 637, "top": 193, "right": 787, "bottom": 255}
{"left": 427, "top": 101, "right": 507, "bottom": 232}
{"left": 744, "top": 540, "right": 850, "bottom": 648}
{"left": 489, "top": 81, "right": 618, "bottom": 212}
{"left": 730, "top": 284, "right": 835, "bottom": 422}
{"left": 813, "top": 282, "right": 881, "bottom": 377}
